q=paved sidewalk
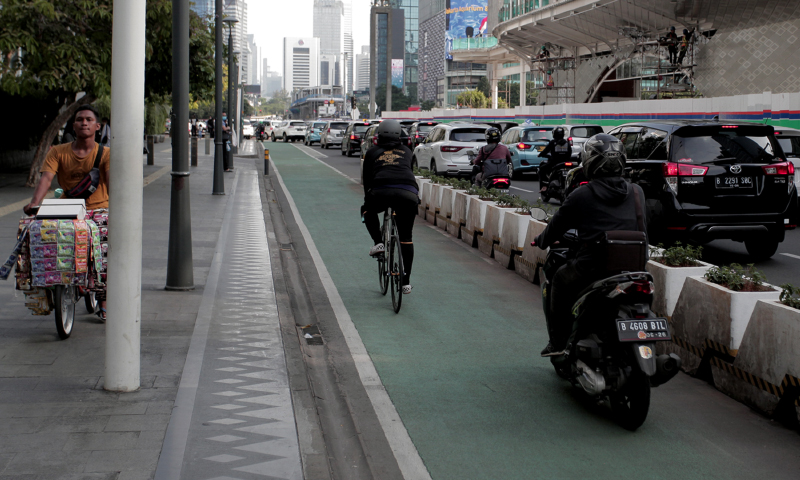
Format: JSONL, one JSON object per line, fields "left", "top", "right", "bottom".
{"left": 0, "top": 141, "right": 300, "bottom": 479}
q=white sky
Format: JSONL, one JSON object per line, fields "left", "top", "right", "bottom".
{"left": 248, "top": 0, "right": 372, "bottom": 77}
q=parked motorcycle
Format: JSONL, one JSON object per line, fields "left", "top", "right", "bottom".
{"left": 530, "top": 207, "right": 682, "bottom": 430}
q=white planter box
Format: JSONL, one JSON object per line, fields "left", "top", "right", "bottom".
{"left": 441, "top": 189, "right": 466, "bottom": 237}
{"left": 435, "top": 186, "right": 454, "bottom": 231}
{"left": 426, "top": 184, "right": 442, "bottom": 224}
{"left": 514, "top": 219, "right": 548, "bottom": 283}
{"left": 670, "top": 276, "right": 781, "bottom": 371}
{"left": 646, "top": 259, "right": 713, "bottom": 318}
{"left": 462, "top": 196, "right": 489, "bottom": 248}
{"left": 419, "top": 180, "right": 432, "bottom": 217}
{"left": 478, "top": 204, "right": 513, "bottom": 257}
{"left": 494, "top": 212, "right": 530, "bottom": 269}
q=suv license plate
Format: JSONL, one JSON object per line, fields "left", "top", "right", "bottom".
{"left": 617, "top": 319, "right": 671, "bottom": 342}
{"left": 716, "top": 176, "right": 753, "bottom": 188}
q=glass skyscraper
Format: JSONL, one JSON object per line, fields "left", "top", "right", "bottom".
{"left": 190, "top": 0, "right": 215, "bottom": 18}
{"left": 393, "top": 0, "right": 418, "bottom": 98}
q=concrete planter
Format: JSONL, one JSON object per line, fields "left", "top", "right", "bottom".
{"left": 669, "top": 276, "right": 781, "bottom": 373}
{"left": 426, "top": 183, "right": 442, "bottom": 224}
{"left": 478, "top": 204, "right": 514, "bottom": 258}
{"left": 462, "top": 197, "right": 489, "bottom": 248}
{"left": 435, "top": 186, "right": 453, "bottom": 231}
{"left": 419, "top": 180, "right": 432, "bottom": 217}
{"left": 514, "top": 219, "right": 548, "bottom": 283}
{"left": 448, "top": 191, "right": 471, "bottom": 238}
{"left": 438, "top": 188, "right": 466, "bottom": 236}
{"left": 646, "top": 259, "right": 713, "bottom": 319}
{"left": 712, "top": 300, "right": 800, "bottom": 421}
{"left": 494, "top": 211, "right": 530, "bottom": 269}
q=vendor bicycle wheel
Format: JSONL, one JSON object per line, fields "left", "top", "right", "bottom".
{"left": 54, "top": 285, "right": 76, "bottom": 340}
{"left": 84, "top": 291, "right": 98, "bottom": 314}
{"left": 378, "top": 210, "right": 391, "bottom": 296}
{"left": 389, "top": 224, "right": 404, "bottom": 314}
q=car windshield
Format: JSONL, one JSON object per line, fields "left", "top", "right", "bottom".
{"left": 521, "top": 129, "right": 553, "bottom": 142}
{"left": 354, "top": 125, "right": 371, "bottom": 133}
{"left": 671, "top": 131, "right": 783, "bottom": 164}
{"left": 418, "top": 125, "right": 436, "bottom": 133}
{"left": 290, "top": 121, "right": 305, "bottom": 127}
{"left": 313, "top": 122, "right": 327, "bottom": 129}
{"left": 778, "top": 137, "right": 800, "bottom": 156}
{"left": 450, "top": 128, "right": 487, "bottom": 142}
{"left": 331, "top": 123, "right": 349, "bottom": 130}
{"left": 570, "top": 126, "right": 603, "bottom": 138}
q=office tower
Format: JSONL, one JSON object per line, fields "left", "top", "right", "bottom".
{"left": 224, "top": 0, "right": 248, "bottom": 85}
{"left": 190, "top": 0, "right": 214, "bottom": 18}
{"left": 283, "top": 37, "right": 321, "bottom": 92}
{"left": 356, "top": 46, "right": 370, "bottom": 90}
{"left": 343, "top": 0, "right": 354, "bottom": 92}
{"left": 313, "top": 0, "right": 353, "bottom": 87}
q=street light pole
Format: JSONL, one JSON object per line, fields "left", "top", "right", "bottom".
{"left": 226, "top": 21, "right": 236, "bottom": 156}
{"left": 165, "top": 0, "right": 194, "bottom": 291}
{"left": 212, "top": 0, "right": 224, "bottom": 194}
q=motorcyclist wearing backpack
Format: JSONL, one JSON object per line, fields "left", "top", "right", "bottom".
{"left": 532, "top": 134, "right": 647, "bottom": 356}
{"left": 472, "top": 127, "right": 511, "bottom": 186}
{"left": 538, "top": 127, "right": 572, "bottom": 193}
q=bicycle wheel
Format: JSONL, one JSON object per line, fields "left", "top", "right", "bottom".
{"left": 389, "top": 226, "right": 404, "bottom": 313}
{"left": 54, "top": 285, "right": 75, "bottom": 340}
{"left": 379, "top": 212, "right": 390, "bottom": 295}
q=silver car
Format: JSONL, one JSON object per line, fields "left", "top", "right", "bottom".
{"left": 558, "top": 124, "right": 605, "bottom": 157}
{"left": 320, "top": 121, "right": 351, "bottom": 149}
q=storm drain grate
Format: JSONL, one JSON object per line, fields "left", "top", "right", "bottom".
{"left": 300, "top": 324, "right": 324, "bottom": 345}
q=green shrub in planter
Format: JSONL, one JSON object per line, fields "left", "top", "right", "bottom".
{"left": 704, "top": 263, "right": 768, "bottom": 292}
{"left": 779, "top": 284, "right": 800, "bottom": 309}
{"left": 649, "top": 242, "right": 703, "bottom": 267}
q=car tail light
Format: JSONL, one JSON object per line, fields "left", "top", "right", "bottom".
{"left": 608, "top": 280, "right": 655, "bottom": 298}
{"left": 415, "top": 134, "right": 420, "bottom": 138}
{"left": 662, "top": 162, "right": 708, "bottom": 194}
{"left": 327, "top": 128, "right": 331, "bottom": 133}
{"left": 350, "top": 135, "right": 356, "bottom": 140}
{"left": 721, "top": 125, "right": 738, "bottom": 129}
{"left": 441, "top": 146, "right": 466, "bottom": 153}
{"left": 568, "top": 136, "right": 574, "bottom": 146}
{"left": 762, "top": 162, "right": 794, "bottom": 175}
{"left": 492, "top": 178, "right": 510, "bottom": 187}
{"left": 563, "top": 162, "right": 574, "bottom": 167}
{"left": 372, "top": 135, "right": 378, "bottom": 145}
{"left": 521, "top": 160, "right": 530, "bottom": 166}
{"left": 517, "top": 142, "right": 533, "bottom": 150}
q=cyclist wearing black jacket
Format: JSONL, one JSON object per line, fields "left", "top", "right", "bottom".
{"left": 538, "top": 127, "right": 572, "bottom": 191}
{"left": 533, "top": 134, "right": 647, "bottom": 356}
{"left": 362, "top": 120, "right": 420, "bottom": 294}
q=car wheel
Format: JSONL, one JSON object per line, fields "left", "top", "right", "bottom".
{"left": 283, "top": 134, "right": 288, "bottom": 143}
{"left": 745, "top": 237, "right": 780, "bottom": 260}
{"left": 430, "top": 160, "right": 438, "bottom": 175}
{"left": 412, "top": 156, "right": 418, "bottom": 169}
{"left": 271, "top": 134, "right": 276, "bottom": 142}
{"left": 509, "top": 163, "right": 522, "bottom": 180}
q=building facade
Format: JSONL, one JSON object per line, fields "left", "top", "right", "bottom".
{"left": 313, "top": 0, "right": 346, "bottom": 86}
{"left": 393, "top": 0, "right": 419, "bottom": 99}
{"left": 223, "top": 0, "right": 248, "bottom": 86}
{"left": 190, "top": 0, "right": 214, "bottom": 18}
{"left": 283, "top": 37, "right": 321, "bottom": 92}
{"left": 356, "top": 46, "right": 370, "bottom": 91}
{"left": 343, "top": 0, "right": 354, "bottom": 93}
{"left": 418, "top": 2, "right": 445, "bottom": 104}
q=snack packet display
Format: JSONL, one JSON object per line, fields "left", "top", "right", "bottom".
{"left": 31, "top": 245, "right": 46, "bottom": 258}
{"left": 41, "top": 228, "right": 57, "bottom": 243}
{"left": 71, "top": 273, "right": 86, "bottom": 285}
{"left": 33, "top": 273, "right": 46, "bottom": 287}
{"left": 75, "top": 245, "right": 88, "bottom": 259}
{"left": 57, "top": 244, "right": 75, "bottom": 257}
{"left": 75, "top": 257, "right": 88, "bottom": 273}
{"left": 57, "top": 220, "right": 75, "bottom": 244}
{"left": 41, "top": 220, "right": 58, "bottom": 229}
{"left": 45, "top": 271, "right": 62, "bottom": 285}
{"left": 56, "top": 257, "right": 75, "bottom": 272}
{"left": 43, "top": 244, "right": 57, "bottom": 258}
{"left": 29, "top": 221, "right": 42, "bottom": 235}
{"left": 29, "top": 232, "right": 42, "bottom": 245}
{"left": 60, "top": 272, "right": 73, "bottom": 284}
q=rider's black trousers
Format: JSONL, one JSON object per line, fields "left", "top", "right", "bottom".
{"left": 363, "top": 188, "right": 418, "bottom": 285}
{"left": 550, "top": 261, "right": 595, "bottom": 349}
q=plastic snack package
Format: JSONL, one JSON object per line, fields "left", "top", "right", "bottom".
{"left": 57, "top": 244, "right": 75, "bottom": 257}
{"left": 43, "top": 258, "right": 57, "bottom": 270}
{"left": 56, "top": 257, "right": 75, "bottom": 272}
{"left": 29, "top": 221, "right": 42, "bottom": 235}
{"left": 57, "top": 225, "right": 75, "bottom": 244}
{"left": 30, "top": 232, "right": 42, "bottom": 245}
{"left": 45, "top": 271, "right": 62, "bottom": 285}
{"left": 41, "top": 220, "right": 58, "bottom": 229}
{"left": 32, "top": 273, "right": 46, "bottom": 287}
{"left": 72, "top": 273, "right": 86, "bottom": 285}
{"left": 32, "top": 259, "right": 47, "bottom": 273}
{"left": 75, "top": 245, "right": 88, "bottom": 259}
{"left": 43, "top": 244, "right": 58, "bottom": 258}
{"left": 61, "top": 272, "right": 73, "bottom": 284}
{"left": 75, "top": 257, "right": 88, "bottom": 273}
{"left": 41, "top": 228, "right": 57, "bottom": 243}
{"left": 31, "top": 245, "right": 45, "bottom": 258}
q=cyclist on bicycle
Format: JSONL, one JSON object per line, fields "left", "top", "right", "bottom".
{"left": 361, "top": 119, "right": 419, "bottom": 294}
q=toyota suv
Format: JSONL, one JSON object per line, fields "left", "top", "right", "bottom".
{"left": 608, "top": 121, "right": 797, "bottom": 259}
{"left": 413, "top": 122, "right": 491, "bottom": 176}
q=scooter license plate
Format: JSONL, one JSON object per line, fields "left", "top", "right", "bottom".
{"left": 617, "top": 319, "right": 671, "bottom": 342}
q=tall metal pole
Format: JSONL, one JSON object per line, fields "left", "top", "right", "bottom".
{"left": 165, "top": 0, "right": 194, "bottom": 291}
{"left": 386, "top": 9, "right": 392, "bottom": 114}
{"left": 369, "top": 8, "right": 376, "bottom": 119}
{"left": 106, "top": 0, "right": 146, "bottom": 392}
{"left": 212, "top": 0, "right": 224, "bottom": 194}
{"left": 228, "top": 26, "right": 234, "bottom": 155}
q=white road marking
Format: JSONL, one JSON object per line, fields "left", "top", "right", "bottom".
{"left": 781, "top": 253, "right": 800, "bottom": 260}
{"left": 510, "top": 186, "right": 534, "bottom": 193}
{"left": 293, "top": 144, "right": 360, "bottom": 184}
{"left": 271, "top": 157, "right": 432, "bottom": 480}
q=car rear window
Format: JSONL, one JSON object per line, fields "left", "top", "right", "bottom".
{"left": 418, "top": 125, "right": 436, "bottom": 133}
{"left": 450, "top": 128, "right": 486, "bottom": 142}
{"left": 313, "top": 122, "right": 327, "bottom": 128}
{"left": 778, "top": 137, "right": 800, "bottom": 156}
{"left": 570, "top": 126, "right": 603, "bottom": 138}
{"left": 290, "top": 121, "right": 305, "bottom": 127}
{"left": 331, "top": 123, "right": 349, "bottom": 130}
{"left": 354, "top": 125, "right": 371, "bottom": 133}
{"left": 671, "top": 130, "right": 783, "bottom": 164}
{"left": 520, "top": 129, "right": 553, "bottom": 142}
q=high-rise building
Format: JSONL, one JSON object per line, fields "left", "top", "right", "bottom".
{"left": 283, "top": 37, "right": 321, "bottom": 92}
{"left": 343, "top": 0, "right": 354, "bottom": 93}
{"left": 394, "top": 0, "right": 419, "bottom": 99}
{"left": 246, "top": 34, "right": 259, "bottom": 86}
{"left": 224, "top": 0, "right": 248, "bottom": 86}
{"left": 190, "top": 0, "right": 214, "bottom": 18}
{"left": 374, "top": 8, "right": 405, "bottom": 93}
{"left": 356, "top": 46, "right": 370, "bottom": 91}
{"left": 313, "top": 0, "right": 345, "bottom": 86}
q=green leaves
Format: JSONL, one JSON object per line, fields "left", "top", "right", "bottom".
{"left": 705, "top": 263, "right": 768, "bottom": 292}
{"left": 779, "top": 284, "right": 800, "bottom": 310}
{"left": 649, "top": 242, "right": 703, "bottom": 267}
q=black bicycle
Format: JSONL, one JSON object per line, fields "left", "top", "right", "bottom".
{"left": 376, "top": 207, "right": 404, "bottom": 313}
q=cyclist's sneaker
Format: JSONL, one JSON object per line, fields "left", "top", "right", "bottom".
{"left": 402, "top": 284, "right": 412, "bottom": 294}
{"left": 369, "top": 243, "right": 385, "bottom": 257}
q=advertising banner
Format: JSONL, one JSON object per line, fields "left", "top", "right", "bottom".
{"left": 445, "top": 0, "right": 489, "bottom": 60}
{"left": 391, "top": 59, "right": 404, "bottom": 88}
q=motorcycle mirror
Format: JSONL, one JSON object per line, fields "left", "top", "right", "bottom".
{"left": 563, "top": 229, "right": 579, "bottom": 242}
{"left": 529, "top": 207, "right": 548, "bottom": 221}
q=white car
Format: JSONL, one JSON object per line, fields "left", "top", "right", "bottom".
{"left": 272, "top": 120, "right": 307, "bottom": 142}
{"left": 413, "top": 122, "right": 492, "bottom": 176}
{"left": 242, "top": 119, "right": 254, "bottom": 139}
{"left": 320, "top": 121, "right": 351, "bottom": 149}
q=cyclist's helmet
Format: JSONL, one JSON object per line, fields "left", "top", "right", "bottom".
{"left": 552, "top": 127, "right": 566, "bottom": 141}
{"left": 376, "top": 119, "right": 402, "bottom": 145}
{"left": 485, "top": 127, "right": 501, "bottom": 144}
{"left": 581, "top": 133, "right": 626, "bottom": 180}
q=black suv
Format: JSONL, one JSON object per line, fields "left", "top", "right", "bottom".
{"left": 407, "top": 121, "right": 439, "bottom": 149}
{"left": 608, "top": 121, "right": 797, "bottom": 259}
{"left": 341, "top": 121, "right": 372, "bottom": 157}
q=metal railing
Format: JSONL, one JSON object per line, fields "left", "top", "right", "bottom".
{"left": 451, "top": 36, "right": 499, "bottom": 51}
{"left": 498, "top": 0, "right": 550, "bottom": 23}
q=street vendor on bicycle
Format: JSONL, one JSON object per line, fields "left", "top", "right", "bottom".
{"left": 361, "top": 119, "right": 419, "bottom": 294}
{"left": 24, "top": 104, "right": 110, "bottom": 319}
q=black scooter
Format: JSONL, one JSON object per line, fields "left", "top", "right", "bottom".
{"left": 538, "top": 156, "right": 581, "bottom": 203}
{"left": 467, "top": 149, "right": 511, "bottom": 191}
{"left": 530, "top": 208, "right": 682, "bottom": 430}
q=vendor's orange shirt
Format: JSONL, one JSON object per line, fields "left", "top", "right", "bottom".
{"left": 41, "top": 143, "right": 110, "bottom": 210}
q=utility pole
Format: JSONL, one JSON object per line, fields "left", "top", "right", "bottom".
{"left": 106, "top": 0, "right": 146, "bottom": 392}
{"left": 212, "top": 0, "right": 225, "bottom": 194}
{"left": 165, "top": 0, "right": 194, "bottom": 291}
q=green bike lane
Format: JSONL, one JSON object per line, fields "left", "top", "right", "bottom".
{"left": 267, "top": 142, "right": 800, "bottom": 480}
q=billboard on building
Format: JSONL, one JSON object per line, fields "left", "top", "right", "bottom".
{"left": 392, "top": 59, "right": 404, "bottom": 88}
{"left": 244, "top": 85, "right": 261, "bottom": 95}
{"left": 445, "top": 0, "right": 488, "bottom": 60}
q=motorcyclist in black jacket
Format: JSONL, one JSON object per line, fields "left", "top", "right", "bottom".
{"left": 533, "top": 134, "right": 647, "bottom": 356}
{"left": 538, "top": 127, "right": 572, "bottom": 193}
{"left": 362, "top": 119, "right": 420, "bottom": 294}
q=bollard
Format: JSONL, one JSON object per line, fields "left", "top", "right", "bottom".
{"left": 205, "top": 137, "right": 210, "bottom": 155}
{"left": 191, "top": 136, "right": 198, "bottom": 167}
{"left": 264, "top": 149, "right": 270, "bottom": 175}
{"left": 147, "top": 135, "right": 155, "bottom": 165}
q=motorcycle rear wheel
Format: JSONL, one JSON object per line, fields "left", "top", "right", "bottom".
{"left": 610, "top": 372, "right": 650, "bottom": 431}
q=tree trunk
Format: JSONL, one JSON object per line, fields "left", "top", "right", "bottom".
{"left": 26, "top": 93, "right": 97, "bottom": 187}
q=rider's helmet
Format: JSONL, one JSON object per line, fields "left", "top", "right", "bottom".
{"left": 552, "top": 127, "right": 566, "bottom": 141}
{"left": 485, "top": 127, "right": 501, "bottom": 144}
{"left": 581, "top": 133, "right": 626, "bottom": 180}
{"left": 670, "top": 26, "right": 676, "bottom": 32}
{"left": 376, "top": 119, "right": 402, "bottom": 145}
